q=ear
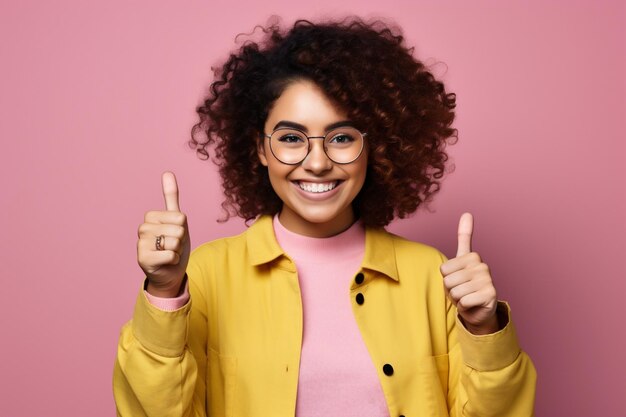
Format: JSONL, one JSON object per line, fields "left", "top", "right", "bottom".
{"left": 257, "top": 137, "right": 268, "bottom": 167}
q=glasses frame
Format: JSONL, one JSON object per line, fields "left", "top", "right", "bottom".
{"left": 263, "top": 127, "right": 368, "bottom": 165}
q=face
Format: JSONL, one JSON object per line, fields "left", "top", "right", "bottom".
{"left": 258, "top": 79, "right": 368, "bottom": 237}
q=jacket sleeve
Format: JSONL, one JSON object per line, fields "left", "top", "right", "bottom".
{"left": 113, "top": 257, "right": 209, "bottom": 417}
{"left": 446, "top": 296, "right": 537, "bottom": 417}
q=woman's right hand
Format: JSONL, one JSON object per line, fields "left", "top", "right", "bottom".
{"left": 137, "top": 171, "right": 191, "bottom": 298}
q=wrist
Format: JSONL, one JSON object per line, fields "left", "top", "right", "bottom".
{"left": 145, "top": 274, "right": 187, "bottom": 298}
{"left": 462, "top": 314, "right": 499, "bottom": 335}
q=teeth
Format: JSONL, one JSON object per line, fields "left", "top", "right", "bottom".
{"left": 298, "top": 181, "right": 338, "bottom": 193}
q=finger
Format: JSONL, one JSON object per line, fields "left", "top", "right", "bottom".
{"left": 456, "top": 212, "right": 474, "bottom": 257}
{"left": 447, "top": 279, "right": 483, "bottom": 304}
{"left": 444, "top": 262, "right": 491, "bottom": 291}
{"left": 148, "top": 250, "right": 181, "bottom": 266}
{"left": 442, "top": 269, "right": 473, "bottom": 292}
{"left": 162, "top": 171, "right": 180, "bottom": 212}
{"left": 457, "top": 288, "right": 496, "bottom": 311}
{"left": 440, "top": 252, "right": 482, "bottom": 276}
{"left": 138, "top": 223, "right": 187, "bottom": 240}
{"left": 140, "top": 235, "right": 182, "bottom": 253}
{"left": 144, "top": 210, "right": 187, "bottom": 226}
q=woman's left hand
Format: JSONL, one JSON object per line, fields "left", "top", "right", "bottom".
{"left": 439, "top": 212, "right": 500, "bottom": 335}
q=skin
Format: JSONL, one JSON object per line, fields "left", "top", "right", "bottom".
{"left": 139, "top": 172, "right": 190, "bottom": 298}
{"left": 257, "top": 79, "right": 368, "bottom": 238}
{"left": 137, "top": 80, "right": 501, "bottom": 334}
{"left": 440, "top": 213, "right": 500, "bottom": 334}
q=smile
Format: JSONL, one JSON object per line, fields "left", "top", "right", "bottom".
{"left": 296, "top": 181, "right": 341, "bottom": 193}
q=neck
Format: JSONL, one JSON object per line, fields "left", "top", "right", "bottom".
{"left": 278, "top": 206, "right": 356, "bottom": 238}
{"left": 272, "top": 213, "right": 365, "bottom": 263}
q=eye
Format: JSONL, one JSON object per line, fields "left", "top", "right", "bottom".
{"left": 329, "top": 133, "right": 355, "bottom": 144}
{"left": 278, "top": 134, "right": 305, "bottom": 143}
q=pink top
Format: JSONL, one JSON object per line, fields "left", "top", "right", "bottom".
{"left": 145, "top": 215, "right": 389, "bottom": 415}
{"left": 144, "top": 281, "right": 189, "bottom": 311}
{"left": 273, "top": 215, "right": 389, "bottom": 417}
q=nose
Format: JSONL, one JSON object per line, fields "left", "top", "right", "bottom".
{"left": 301, "top": 138, "right": 333, "bottom": 174}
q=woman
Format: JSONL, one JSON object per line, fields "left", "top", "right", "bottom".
{"left": 113, "top": 16, "right": 536, "bottom": 416}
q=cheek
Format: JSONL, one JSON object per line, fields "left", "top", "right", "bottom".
{"left": 355, "top": 160, "right": 368, "bottom": 185}
{"left": 353, "top": 162, "right": 369, "bottom": 197}
{"left": 266, "top": 162, "right": 292, "bottom": 189}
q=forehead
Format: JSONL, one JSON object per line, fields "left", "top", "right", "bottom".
{"left": 265, "top": 80, "right": 349, "bottom": 131}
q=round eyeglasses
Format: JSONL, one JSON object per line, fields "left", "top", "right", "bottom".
{"left": 263, "top": 126, "right": 367, "bottom": 165}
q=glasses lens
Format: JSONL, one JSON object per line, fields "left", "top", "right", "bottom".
{"left": 324, "top": 127, "right": 364, "bottom": 163}
{"left": 270, "top": 129, "right": 309, "bottom": 164}
{"left": 269, "top": 127, "right": 365, "bottom": 164}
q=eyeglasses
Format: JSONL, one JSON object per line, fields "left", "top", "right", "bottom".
{"left": 263, "top": 126, "right": 367, "bottom": 165}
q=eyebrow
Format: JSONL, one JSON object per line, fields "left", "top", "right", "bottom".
{"left": 272, "top": 120, "right": 355, "bottom": 133}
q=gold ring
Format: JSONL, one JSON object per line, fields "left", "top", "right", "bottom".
{"left": 155, "top": 235, "right": 165, "bottom": 251}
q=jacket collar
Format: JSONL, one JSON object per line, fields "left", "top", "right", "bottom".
{"left": 246, "top": 214, "right": 399, "bottom": 282}
{"left": 247, "top": 215, "right": 285, "bottom": 266}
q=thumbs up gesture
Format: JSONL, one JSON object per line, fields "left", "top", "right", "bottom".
{"left": 137, "top": 171, "right": 191, "bottom": 297}
{"left": 440, "top": 213, "right": 499, "bottom": 335}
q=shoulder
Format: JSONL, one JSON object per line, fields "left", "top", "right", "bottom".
{"left": 379, "top": 228, "right": 448, "bottom": 265}
{"left": 188, "top": 215, "right": 281, "bottom": 271}
{"left": 190, "top": 228, "right": 249, "bottom": 259}
{"left": 397, "top": 237, "right": 447, "bottom": 272}
{"left": 363, "top": 225, "right": 447, "bottom": 284}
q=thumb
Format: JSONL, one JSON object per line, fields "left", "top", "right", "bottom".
{"left": 161, "top": 171, "right": 180, "bottom": 212}
{"left": 456, "top": 212, "right": 473, "bottom": 257}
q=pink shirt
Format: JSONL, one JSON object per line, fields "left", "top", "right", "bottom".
{"left": 143, "top": 282, "right": 189, "bottom": 311}
{"left": 272, "top": 215, "right": 389, "bottom": 417}
{"left": 145, "top": 215, "right": 389, "bottom": 415}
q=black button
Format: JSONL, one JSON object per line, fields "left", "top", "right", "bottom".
{"left": 383, "top": 363, "right": 394, "bottom": 376}
{"left": 355, "top": 272, "right": 364, "bottom": 284}
{"left": 399, "top": 415, "right": 405, "bottom": 417}
{"left": 356, "top": 293, "right": 364, "bottom": 305}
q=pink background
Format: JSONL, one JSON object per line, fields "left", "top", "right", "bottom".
{"left": 1, "top": 1, "right": 624, "bottom": 416}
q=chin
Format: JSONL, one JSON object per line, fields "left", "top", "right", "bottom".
{"left": 296, "top": 210, "right": 339, "bottom": 224}
{"left": 294, "top": 204, "right": 352, "bottom": 225}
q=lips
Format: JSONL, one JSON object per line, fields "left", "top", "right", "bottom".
{"left": 295, "top": 180, "right": 343, "bottom": 193}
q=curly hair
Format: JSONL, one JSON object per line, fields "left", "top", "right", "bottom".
{"left": 189, "top": 15, "right": 458, "bottom": 228}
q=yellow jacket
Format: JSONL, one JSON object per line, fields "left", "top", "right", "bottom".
{"left": 113, "top": 215, "right": 536, "bottom": 417}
